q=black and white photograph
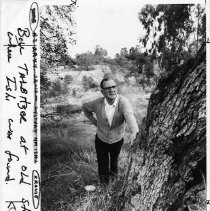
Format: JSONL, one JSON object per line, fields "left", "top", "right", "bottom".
{"left": 40, "top": 0, "right": 206, "bottom": 210}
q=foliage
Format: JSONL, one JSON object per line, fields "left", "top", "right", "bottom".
{"left": 114, "top": 53, "right": 131, "bottom": 70}
{"left": 40, "top": 78, "right": 69, "bottom": 105}
{"left": 64, "top": 75, "right": 74, "bottom": 84}
{"left": 40, "top": 5, "right": 76, "bottom": 66}
{"left": 76, "top": 52, "right": 96, "bottom": 71}
{"left": 120, "top": 47, "right": 129, "bottom": 57}
{"left": 95, "top": 45, "right": 108, "bottom": 57}
{"left": 113, "top": 46, "right": 156, "bottom": 87}
{"left": 50, "top": 79, "right": 69, "bottom": 97}
{"left": 138, "top": 4, "right": 205, "bottom": 70}
{"left": 76, "top": 46, "right": 109, "bottom": 70}
{"left": 40, "top": 4, "right": 77, "bottom": 105}
{"left": 82, "top": 75, "right": 98, "bottom": 91}
{"left": 40, "top": 60, "right": 52, "bottom": 92}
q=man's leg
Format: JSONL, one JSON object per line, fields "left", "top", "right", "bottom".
{"left": 109, "top": 139, "right": 124, "bottom": 179}
{"left": 95, "top": 135, "right": 109, "bottom": 184}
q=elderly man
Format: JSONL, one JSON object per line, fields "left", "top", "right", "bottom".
{"left": 82, "top": 77, "right": 139, "bottom": 185}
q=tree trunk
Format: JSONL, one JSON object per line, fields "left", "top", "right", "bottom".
{"left": 130, "top": 44, "right": 206, "bottom": 211}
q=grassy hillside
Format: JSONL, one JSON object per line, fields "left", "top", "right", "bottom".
{"left": 41, "top": 65, "right": 150, "bottom": 210}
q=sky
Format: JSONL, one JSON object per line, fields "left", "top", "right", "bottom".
{"left": 68, "top": 0, "right": 145, "bottom": 58}
{"left": 67, "top": 0, "right": 206, "bottom": 58}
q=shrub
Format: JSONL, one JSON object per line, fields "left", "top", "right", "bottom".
{"left": 47, "top": 79, "right": 69, "bottom": 97}
{"left": 64, "top": 75, "right": 73, "bottom": 84}
{"left": 82, "top": 75, "right": 98, "bottom": 91}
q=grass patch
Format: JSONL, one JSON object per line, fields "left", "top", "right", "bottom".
{"left": 41, "top": 135, "right": 99, "bottom": 211}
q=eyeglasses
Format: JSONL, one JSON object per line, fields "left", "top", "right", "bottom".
{"left": 102, "top": 85, "right": 117, "bottom": 90}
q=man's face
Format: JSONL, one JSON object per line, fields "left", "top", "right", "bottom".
{"left": 101, "top": 79, "right": 117, "bottom": 100}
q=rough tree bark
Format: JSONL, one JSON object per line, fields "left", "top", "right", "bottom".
{"left": 130, "top": 44, "right": 206, "bottom": 211}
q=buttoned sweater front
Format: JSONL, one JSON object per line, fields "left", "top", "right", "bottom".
{"left": 82, "top": 95, "right": 139, "bottom": 144}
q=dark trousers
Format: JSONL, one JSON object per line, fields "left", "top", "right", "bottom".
{"left": 95, "top": 135, "right": 124, "bottom": 184}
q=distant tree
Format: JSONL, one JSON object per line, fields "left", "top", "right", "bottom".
{"left": 120, "top": 47, "right": 128, "bottom": 57}
{"left": 76, "top": 52, "right": 95, "bottom": 71}
{"left": 114, "top": 53, "right": 130, "bottom": 69}
{"left": 190, "top": 4, "right": 206, "bottom": 50}
{"left": 138, "top": 4, "right": 205, "bottom": 70}
{"left": 40, "top": 4, "right": 77, "bottom": 104}
{"left": 127, "top": 47, "right": 140, "bottom": 61}
{"left": 125, "top": 47, "right": 155, "bottom": 85}
{"left": 94, "top": 45, "right": 108, "bottom": 57}
{"left": 40, "top": 5, "right": 76, "bottom": 66}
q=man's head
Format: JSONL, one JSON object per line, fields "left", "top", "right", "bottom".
{"left": 100, "top": 77, "right": 117, "bottom": 100}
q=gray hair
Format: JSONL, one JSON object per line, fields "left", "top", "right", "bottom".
{"left": 100, "top": 77, "right": 116, "bottom": 89}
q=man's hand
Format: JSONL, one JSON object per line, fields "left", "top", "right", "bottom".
{"left": 129, "top": 132, "right": 138, "bottom": 146}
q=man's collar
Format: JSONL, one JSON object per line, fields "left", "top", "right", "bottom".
{"left": 104, "top": 95, "right": 118, "bottom": 107}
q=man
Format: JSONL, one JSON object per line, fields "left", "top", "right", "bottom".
{"left": 82, "top": 77, "right": 139, "bottom": 185}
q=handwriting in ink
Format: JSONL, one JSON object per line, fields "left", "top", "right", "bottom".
{"left": 18, "top": 63, "right": 29, "bottom": 74}
{"left": 29, "top": 3, "right": 39, "bottom": 32}
{"left": 19, "top": 73, "right": 28, "bottom": 94}
{"left": 16, "top": 28, "right": 30, "bottom": 55}
{"left": 20, "top": 198, "right": 31, "bottom": 211}
{"left": 5, "top": 28, "right": 31, "bottom": 63}
{"left": 17, "top": 64, "right": 31, "bottom": 124}
{"left": 18, "top": 64, "right": 29, "bottom": 94}
{"left": 6, "top": 76, "right": 17, "bottom": 92}
{"left": 6, "top": 200, "right": 17, "bottom": 211}
{"left": 6, "top": 198, "right": 31, "bottom": 211}
{"left": 17, "top": 96, "right": 31, "bottom": 124}
{"left": 15, "top": 28, "right": 30, "bottom": 55}
{"left": 32, "top": 170, "right": 41, "bottom": 209}
{"left": 5, "top": 76, "right": 17, "bottom": 101}
{"left": 32, "top": 30, "right": 39, "bottom": 163}
{"left": 7, "top": 32, "right": 15, "bottom": 62}
{"left": 31, "top": 8, "right": 36, "bottom": 23}
{"left": 20, "top": 165, "right": 31, "bottom": 186}
{"left": 32, "top": 32, "right": 38, "bottom": 69}
{"left": 5, "top": 92, "right": 16, "bottom": 101}
{"left": 70, "top": 0, "right": 77, "bottom": 6}
{"left": 17, "top": 96, "right": 31, "bottom": 110}
{"left": 17, "top": 28, "right": 30, "bottom": 38}
{"left": 20, "top": 136, "right": 29, "bottom": 155}
{"left": 7, "top": 119, "right": 14, "bottom": 140}
{"left": 18, "top": 64, "right": 29, "bottom": 95}
{"left": 5, "top": 151, "right": 19, "bottom": 183}
{"left": 5, "top": 150, "right": 19, "bottom": 162}
{"left": 19, "top": 111, "right": 27, "bottom": 124}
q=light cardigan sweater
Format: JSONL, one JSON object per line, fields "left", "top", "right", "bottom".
{"left": 82, "top": 95, "right": 139, "bottom": 144}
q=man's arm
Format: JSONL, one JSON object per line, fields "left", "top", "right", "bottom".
{"left": 82, "top": 100, "right": 97, "bottom": 126}
{"left": 121, "top": 97, "right": 139, "bottom": 143}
